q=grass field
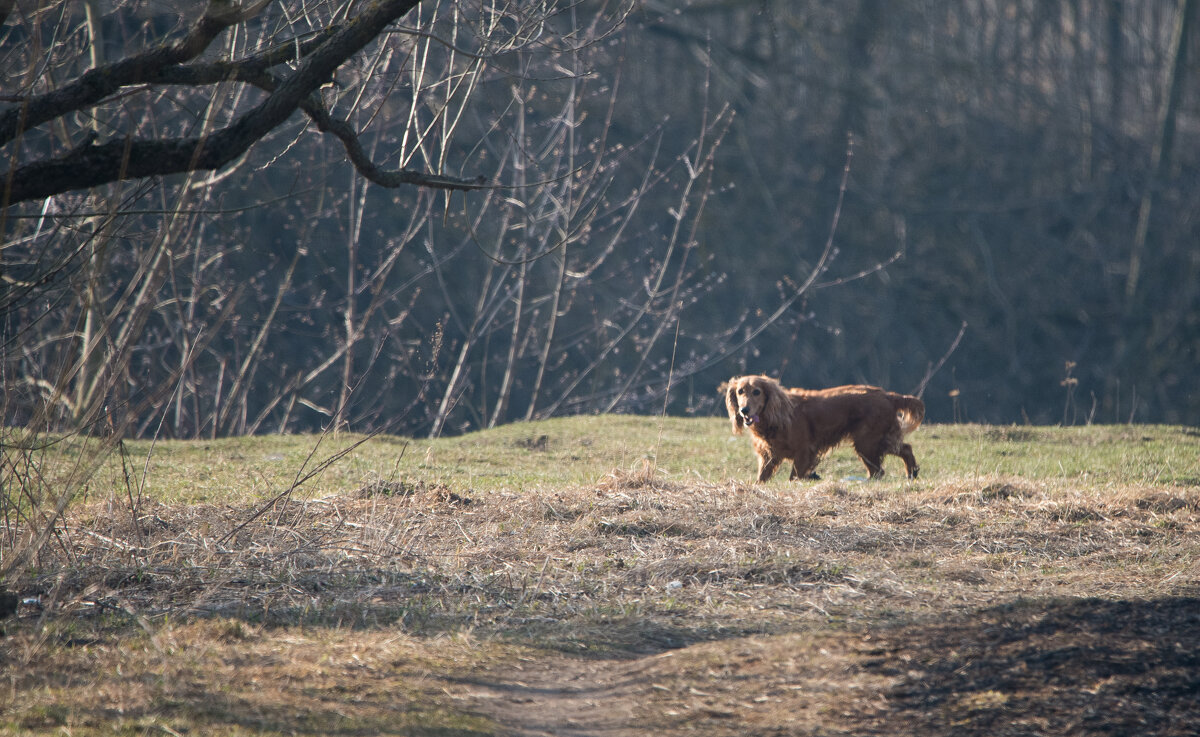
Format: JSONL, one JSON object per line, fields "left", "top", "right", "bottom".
{"left": 2, "top": 419, "right": 1198, "bottom": 735}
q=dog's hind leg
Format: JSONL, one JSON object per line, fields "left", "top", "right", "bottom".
{"left": 896, "top": 443, "right": 919, "bottom": 479}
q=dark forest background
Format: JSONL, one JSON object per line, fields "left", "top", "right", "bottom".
{"left": 3, "top": 0, "right": 1198, "bottom": 439}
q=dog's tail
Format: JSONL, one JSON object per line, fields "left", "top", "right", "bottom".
{"left": 888, "top": 393, "right": 925, "bottom": 435}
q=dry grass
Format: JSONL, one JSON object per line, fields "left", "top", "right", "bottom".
{"left": 2, "top": 422, "right": 1198, "bottom": 735}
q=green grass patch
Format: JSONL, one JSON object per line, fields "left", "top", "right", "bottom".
{"left": 59, "top": 420, "right": 1200, "bottom": 505}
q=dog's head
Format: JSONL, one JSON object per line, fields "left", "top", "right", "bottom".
{"left": 720, "top": 375, "right": 788, "bottom": 435}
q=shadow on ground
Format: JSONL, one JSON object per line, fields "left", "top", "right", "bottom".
{"left": 854, "top": 595, "right": 1200, "bottom": 736}
{"left": 453, "top": 595, "right": 1200, "bottom": 737}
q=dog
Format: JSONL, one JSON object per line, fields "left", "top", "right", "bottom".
{"left": 720, "top": 375, "right": 925, "bottom": 482}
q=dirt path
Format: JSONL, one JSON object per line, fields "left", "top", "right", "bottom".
{"left": 449, "top": 594, "right": 1200, "bottom": 737}
{"left": 450, "top": 654, "right": 660, "bottom": 737}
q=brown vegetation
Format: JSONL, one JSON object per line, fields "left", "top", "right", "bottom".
{"left": 4, "top": 447, "right": 1198, "bottom": 735}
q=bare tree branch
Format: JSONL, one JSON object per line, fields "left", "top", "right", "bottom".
{"left": 0, "top": 1, "right": 279, "bottom": 147}
{"left": 1, "top": 0, "right": 488, "bottom": 206}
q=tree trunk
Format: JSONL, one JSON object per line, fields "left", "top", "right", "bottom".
{"left": 1126, "top": 0, "right": 1195, "bottom": 302}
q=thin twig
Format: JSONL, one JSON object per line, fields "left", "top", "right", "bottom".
{"left": 913, "top": 321, "right": 968, "bottom": 399}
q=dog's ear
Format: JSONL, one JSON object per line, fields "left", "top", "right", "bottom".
{"left": 721, "top": 379, "right": 743, "bottom": 435}
{"left": 761, "top": 377, "right": 792, "bottom": 431}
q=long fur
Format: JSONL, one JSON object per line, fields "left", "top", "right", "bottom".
{"left": 720, "top": 375, "right": 925, "bottom": 482}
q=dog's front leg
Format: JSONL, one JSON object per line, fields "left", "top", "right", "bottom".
{"left": 790, "top": 448, "right": 818, "bottom": 480}
{"left": 790, "top": 464, "right": 821, "bottom": 481}
{"left": 757, "top": 454, "right": 782, "bottom": 483}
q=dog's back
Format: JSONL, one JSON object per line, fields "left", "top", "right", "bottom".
{"left": 787, "top": 386, "right": 871, "bottom": 446}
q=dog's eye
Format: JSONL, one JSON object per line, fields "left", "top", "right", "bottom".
{"left": 752, "top": 389, "right": 761, "bottom": 396}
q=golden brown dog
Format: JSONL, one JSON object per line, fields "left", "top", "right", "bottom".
{"left": 720, "top": 375, "right": 925, "bottom": 482}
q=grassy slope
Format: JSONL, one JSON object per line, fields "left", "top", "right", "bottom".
{"left": 82, "top": 419, "right": 1200, "bottom": 503}
{"left": 4, "top": 419, "right": 1199, "bottom": 736}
